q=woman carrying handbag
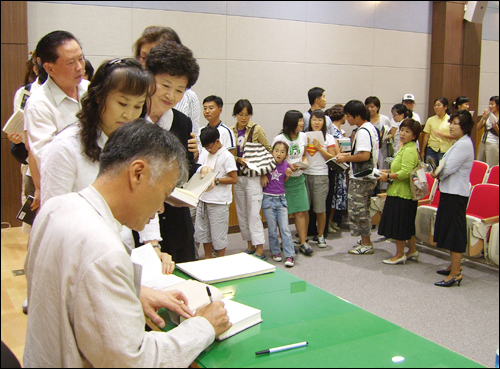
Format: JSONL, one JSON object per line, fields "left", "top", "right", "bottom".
{"left": 377, "top": 119, "right": 422, "bottom": 265}
{"left": 231, "top": 99, "right": 271, "bottom": 260}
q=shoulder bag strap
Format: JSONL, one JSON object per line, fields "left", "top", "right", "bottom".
{"left": 351, "top": 127, "right": 372, "bottom": 157}
{"left": 245, "top": 125, "right": 256, "bottom": 145}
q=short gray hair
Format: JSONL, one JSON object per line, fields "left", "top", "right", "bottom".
{"left": 98, "top": 119, "right": 188, "bottom": 186}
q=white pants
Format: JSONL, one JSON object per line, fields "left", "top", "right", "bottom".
{"left": 233, "top": 176, "right": 265, "bottom": 246}
{"left": 485, "top": 141, "right": 499, "bottom": 167}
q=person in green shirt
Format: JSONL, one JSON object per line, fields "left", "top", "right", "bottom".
{"left": 377, "top": 119, "right": 422, "bottom": 265}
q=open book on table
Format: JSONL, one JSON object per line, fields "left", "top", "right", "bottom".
{"left": 131, "top": 245, "right": 262, "bottom": 340}
{"left": 166, "top": 171, "right": 219, "bottom": 208}
{"left": 166, "top": 281, "right": 263, "bottom": 341}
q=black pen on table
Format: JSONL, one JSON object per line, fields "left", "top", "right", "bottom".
{"left": 206, "top": 286, "right": 213, "bottom": 303}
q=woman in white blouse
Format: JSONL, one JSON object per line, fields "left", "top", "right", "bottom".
{"left": 431, "top": 110, "right": 474, "bottom": 287}
{"left": 39, "top": 58, "right": 176, "bottom": 274}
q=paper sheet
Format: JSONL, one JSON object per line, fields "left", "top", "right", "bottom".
{"left": 130, "top": 244, "right": 185, "bottom": 289}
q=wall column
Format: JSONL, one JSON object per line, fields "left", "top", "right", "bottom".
{"left": 1, "top": 1, "right": 28, "bottom": 226}
{"left": 429, "top": 1, "right": 482, "bottom": 155}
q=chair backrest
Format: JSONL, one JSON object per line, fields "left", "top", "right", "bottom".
{"left": 486, "top": 165, "right": 499, "bottom": 185}
{"left": 466, "top": 183, "right": 500, "bottom": 219}
{"left": 423, "top": 173, "right": 436, "bottom": 201}
{"left": 431, "top": 185, "right": 441, "bottom": 206}
{"left": 470, "top": 160, "right": 489, "bottom": 187}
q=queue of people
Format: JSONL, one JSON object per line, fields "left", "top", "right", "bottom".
{"left": 7, "top": 26, "right": 498, "bottom": 367}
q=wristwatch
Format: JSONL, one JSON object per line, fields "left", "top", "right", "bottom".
{"left": 215, "top": 178, "right": 220, "bottom": 186}
{"left": 152, "top": 244, "right": 161, "bottom": 249}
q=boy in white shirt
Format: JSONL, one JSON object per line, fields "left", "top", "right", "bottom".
{"left": 195, "top": 126, "right": 238, "bottom": 258}
{"left": 336, "top": 100, "right": 379, "bottom": 255}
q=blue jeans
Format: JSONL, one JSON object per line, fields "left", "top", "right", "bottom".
{"left": 262, "top": 194, "right": 296, "bottom": 258}
{"left": 426, "top": 147, "right": 444, "bottom": 167}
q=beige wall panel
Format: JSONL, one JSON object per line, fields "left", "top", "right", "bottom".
{"left": 28, "top": 2, "right": 132, "bottom": 57}
{"left": 226, "top": 16, "right": 307, "bottom": 63}
{"left": 305, "top": 23, "right": 374, "bottom": 66}
{"left": 191, "top": 58, "right": 226, "bottom": 119}
{"left": 305, "top": 63, "right": 373, "bottom": 105}
{"left": 132, "top": 9, "right": 227, "bottom": 60}
{"left": 373, "top": 29, "right": 431, "bottom": 69}
{"left": 478, "top": 41, "right": 499, "bottom": 116}
{"left": 372, "top": 66, "right": 430, "bottom": 121}
{"left": 226, "top": 60, "right": 306, "bottom": 105}
{"left": 480, "top": 40, "right": 499, "bottom": 74}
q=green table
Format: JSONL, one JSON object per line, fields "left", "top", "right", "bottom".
{"left": 161, "top": 268, "right": 483, "bottom": 368}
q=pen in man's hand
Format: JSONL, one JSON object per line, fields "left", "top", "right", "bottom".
{"left": 206, "top": 286, "right": 213, "bottom": 303}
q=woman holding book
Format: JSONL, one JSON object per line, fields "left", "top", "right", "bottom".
{"left": 272, "top": 110, "right": 312, "bottom": 256}
{"left": 304, "top": 109, "right": 339, "bottom": 247}
{"left": 144, "top": 41, "right": 201, "bottom": 262}
{"left": 476, "top": 96, "right": 499, "bottom": 167}
{"left": 377, "top": 118, "right": 421, "bottom": 265}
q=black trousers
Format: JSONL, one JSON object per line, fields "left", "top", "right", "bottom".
{"left": 133, "top": 203, "right": 196, "bottom": 263}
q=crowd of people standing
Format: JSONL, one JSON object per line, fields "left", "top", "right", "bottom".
{"left": 5, "top": 25, "right": 498, "bottom": 367}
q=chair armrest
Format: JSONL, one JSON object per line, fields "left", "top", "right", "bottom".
{"left": 418, "top": 199, "right": 432, "bottom": 205}
{"left": 481, "top": 216, "right": 499, "bottom": 224}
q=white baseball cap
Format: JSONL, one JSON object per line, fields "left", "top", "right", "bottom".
{"left": 402, "top": 93, "right": 415, "bottom": 102}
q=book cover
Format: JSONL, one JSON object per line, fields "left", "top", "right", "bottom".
{"left": 176, "top": 252, "right": 275, "bottom": 284}
{"left": 293, "top": 161, "right": 310, "bottom": 170}
{"left": 337, "top": 138, "right": 352, "bottom": 152}
{"left": 166, "top": 172, "right": 219, "bottom": 208}
{"left": 305, "top": 131, "right": 325, "bottom": 144}
{"left": 215, "top": 299, "right": 262, "bottom": 341}
{"left": 16, "top": 195, "right": 36, "bottom": 225}
{"left": 434, "top": 159, "right": 446, "bottom": 177}
{"left": 325, "top": 157, "right": 348, "bottom": 172}
{"left": 2, "top": 109, "right": 25, "bottom": 136}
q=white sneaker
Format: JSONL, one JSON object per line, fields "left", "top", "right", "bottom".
{"left": 317, "top": 235, "right": 327, "bottom": 248}
{"left": 284, "top": 257, "right": 295, "bottom": 267}
{"left": 348, "top": 244, "right": 374, "bottom": 255}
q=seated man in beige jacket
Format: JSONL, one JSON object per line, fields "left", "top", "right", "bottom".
{"left": 24, "top": 120, "right": 231, "bottom": 367}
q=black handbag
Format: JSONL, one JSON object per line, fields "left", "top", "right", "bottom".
{"left": 351, "top": 127, "right": 374, "bottom": 178}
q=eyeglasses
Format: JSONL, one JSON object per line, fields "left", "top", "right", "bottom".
{"left": 237, "top": 113, "right": 250, "bottom": 118}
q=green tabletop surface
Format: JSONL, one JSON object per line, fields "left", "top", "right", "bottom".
{"left": 159, "top": 268, "right": 484, "bottom": 368}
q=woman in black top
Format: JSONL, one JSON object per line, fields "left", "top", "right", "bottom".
{"left": 141, "top": 41, "right": 201, "bottom": 262}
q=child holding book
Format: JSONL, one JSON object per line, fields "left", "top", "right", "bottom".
{"left": 304, "top": 110, "right": 339, "bottom": 247}
{"left": 195, "top": 126, "right": 238, "bottom": 258}
{"left": 261, "top": 141, "right": 296, "bottom": 267}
